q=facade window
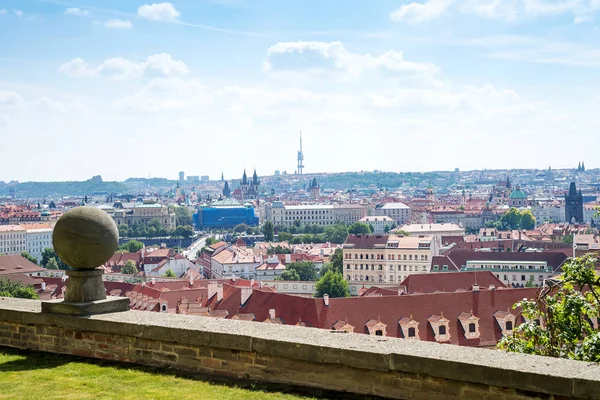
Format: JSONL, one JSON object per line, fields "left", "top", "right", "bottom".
{"left": 468, "top": 323, "right": 476, "bottom": 333}
{"left": 439, "top": 325, "right": 446, "bottom": 335}
{"left": 506, "top": 321, "right": 513, "bottom": 331}
{"left": 408, "top": 327, "right": 416, "bottom": 337}
{"left": 375, "top": 330, "right": 383, "bottom": 336}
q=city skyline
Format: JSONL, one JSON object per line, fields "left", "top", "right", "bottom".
{"left": 1, "top": 0, "right": 599, "bottom": 181}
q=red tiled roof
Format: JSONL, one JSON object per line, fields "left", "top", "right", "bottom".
{"left": 401, "top": 271, "right": 506, "bottom": 294}
{"left": 0, "top": 255, "right": 46, "bottom": 275}
{"left": 344, "top": 234, "right": 388, "bottom": 249}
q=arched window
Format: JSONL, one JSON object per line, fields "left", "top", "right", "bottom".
{"left": 439, "top": 325, "right": 446, "bottom": 335}
{"left": 408, "top": 327, "right": 416, "bottom": 337}
{"left": 468, "top": 323, "right": 476, "bottom": 333}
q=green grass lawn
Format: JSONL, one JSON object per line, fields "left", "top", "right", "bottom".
{"left": 0, "top": 347, "right": 315, "bottom": 400}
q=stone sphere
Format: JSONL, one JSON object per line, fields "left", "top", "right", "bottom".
{"left": 52, "top": 206, "right": 119, "bottom": 270}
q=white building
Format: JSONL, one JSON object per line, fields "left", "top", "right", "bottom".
{"left": 531, "top": 205, "right": 565, "bottom": 226}
{"left": 359, "top": 216, "right": 395, "bottom": 234}
{"left": 375, "top": 203, "right": 411, "bottom": 225}
{"left": 0, "top": 225, "right": 26, "bottom": 255}
{"left": 396, "top": 223, "right": 464, "bottom": 237}
{"left": 342, "top": 234, "right": 435, "bottom": 284}
{"left": 21, "top": 223, "right": 53, "bottom": 262}
{"left": 266, "top": 202, "right": 366, "bottom": 227}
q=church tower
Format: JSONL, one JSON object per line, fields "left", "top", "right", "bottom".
{"left": 565, "top": 182, "right": 584, "bottom": 224}
{"left": 309, "top": 178, "right": 320, "bottom": 201}
{"left": 223, "top": 181, "right": 231, "bottom": 198}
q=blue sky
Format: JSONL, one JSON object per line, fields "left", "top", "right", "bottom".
{"left": 0, "top": 0, "right": 599, "bottom": 182}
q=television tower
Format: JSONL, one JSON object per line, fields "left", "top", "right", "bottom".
{"left": 297, "top": 131, "right": 304, "bottom": 175}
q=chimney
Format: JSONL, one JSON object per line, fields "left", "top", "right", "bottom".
{"left": 285, "top": 254, "right": 291, "bottom": 264}
{"left": 151, "top": 277, "right": 156, "bottom": 285}
{"left": 269, "top": 308, "right": 276, "bottom": 319}
{"left": 323, "top": 294, "right": 330, "bottom": 306}
{"left": 189, "top": 274, "right": 194, "bottom": 286}
{"left": 472, "top": 284, "right": 480, "bottom": 292}
{"left": 250, "top": 279, "right": 255, "bottom": 287}
{"left": 208, "top": 280, "right": 218, "bottom": 299}
{"left": 241, "top": 286, "right": 252, "bottom": 305}
{"left": 217, "top": 284, "right": 223, "bottom": 302}
{"left": 41, "top": 281, "right": 46, "bottom": 291}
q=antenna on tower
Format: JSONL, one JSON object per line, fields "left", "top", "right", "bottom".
{"left": 297, "top": 130, "right": 304, "bottom": 175}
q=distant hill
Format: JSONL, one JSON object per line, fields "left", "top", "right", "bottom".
{"left": 319, "top": 171, "right": 445, "bottom": 190}
{"left": 0, "top": 177, "right": 128, "bottom": 199}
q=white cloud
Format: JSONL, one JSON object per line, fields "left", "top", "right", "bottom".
{"left": 104, "top": 19, "right": 133, "bottom": 29}
{"left": 64, "top": 8, "right": 89, "bottom": 17}
{"left": 391, "top": 0, "right": 600, "bottom": 23}
{"left": 0, "top": 90, "right": 21, "bottom": 105}
{"left": 13, "top": 10, "right": 23, "bottom": 17}
{"left": 34, "top": 97, "right": 90, "bottom": 114}
{"left": 0, "top": 10, "right": 7, "bottom": 16}
{"left": 137, "top": 2, "right": 180, "bottom": 22}
{"left": 59, "top": 53, "right": 190, "bottom": 79}
{"left": 263, "top": 41, "right": 439, "bottom": 81}
{"left": 391, "top": 0, "right": 455, "bottom": 22}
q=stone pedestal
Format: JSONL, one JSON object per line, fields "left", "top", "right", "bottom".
{"left": 41, "top": 206, "right": 129, "bottom": 316}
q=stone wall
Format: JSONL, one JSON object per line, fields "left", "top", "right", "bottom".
{"left": 1, "top": 297, "right": 600, "bottom": 399}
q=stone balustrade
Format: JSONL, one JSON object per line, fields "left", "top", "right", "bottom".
{"left": 1, "top": 297, "right": 600, "bottom": 399}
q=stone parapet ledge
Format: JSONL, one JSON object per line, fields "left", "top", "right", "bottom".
{"left": 1, "top": 297, "right": 600, "bottom": 399}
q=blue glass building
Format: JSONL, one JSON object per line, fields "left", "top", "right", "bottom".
{"left": 194, "top": 199, "right": 258, "bottom": 229}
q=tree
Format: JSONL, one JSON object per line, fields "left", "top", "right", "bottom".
{"left": 20, "top": 251, "right": 38, "bottom": 265}
{"left": 314, "top": 271, "right": 350, "bottom": 298}
{"left": 119, "top": 240, "right": 144, "bottom": 253}
{"left": 48, "top": 201, "right": 56, "bottom": 209}
{"left": 121, "top": 260, "right": 137, "bottom": 275}
{"left": 205, "top": 237, "right": 217, "bottom": 246}
{"left": 174, "top": 206, "right": 193, "bottom": 226}
{"left": 41, "top": 248, "right": 68, "bottom": 270}
{"left": 395, "top": 230, "right": 410, "bottom": 236}
{"left": 278, "top": 269, "right": 300, "bottom": 281}
{"left": 383, "top": 224, "right": 391, "bottom": 234}
{"left": 286, "top": 261, "right": 317, "bottom": 281}
{"left": 323, "top": 225, "right": 349, "bottom": 244}
{"left": 500, "top": 207, "right": 522, "bottom": 230}
{"left": 234, "top": 223, "right": 249, "bottom": 233}
{"left": 521, "top": 210, "right": 536, "bottom": 230}
{"left": 499, "top": 254, "right": 600, "bottom": 362}
{"left": 0, "top": 278, "right": 39, "bottom": 299}
{"left": 45, "top": 258, "right": 59, "bottom": 270}
{"left": 173, "top": 225, "right": 194, "bottom": 239}
{"left": 118, "top": 224, "right": 130, "bottom": 238}
{"left": 262, "top": 221, "right": 275, "bottom": 242}
{"left": 277, "top": 231, "right": 293, "bottom": 242}
{"left": 525, "top": 274, "right": 535, "bottom": 288}
{"left": 267, "top": 245, "right": 292, "bottom": 255}
{"left": 163, "top": 268, "right": 176, "bottom": 278}
{"left": 563, "top": 234, "right": 574, "bottom": 244}
{"left": 348, "top": 222, "right": 372, "bottom": 235}
{"left": 330, "top": 248, "right": 343, "bottom": 274}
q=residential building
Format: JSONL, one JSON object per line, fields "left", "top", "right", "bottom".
{"left": 0, "top": 254, "right": 46, "bottom": 278}
{"left": 531, "top": 204, "right": 565, "bottom": 226}
{"left": 266, "top": 202, "right": 366, "bottom": 227}
{"left": 0, "top": 225, "right": 26, "bottom": 255}
{"left": 375, "top": 203, "right": 411, "bottom": 225}
{"left": 437, "top": 251, "right": 568, "bottom": 287}
{"left": 359, "top": 216, "right": 395, "bottom": 234}
{"left": 342, "top": 234, "right": 435, "bottom": 284}
{"left": 107, "top": 203, "right": 176, "bottom": 230}
{"left": 210, "top": 245, "right": 262, "bottom": 279}
{"left": 21, "top": 223, "right": 53, "bottom": 261}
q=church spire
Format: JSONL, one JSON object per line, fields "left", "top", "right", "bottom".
{"left": 223, "top": 181, "right": 231, "bottom": 198}
{"left": 242, "top": 169, "right": 248, "bottom": 185}
{"left": 221, "top": 171, "right": 224, "bottom": 182}
{"left": 252, "top": 168, "right": 259, "bottom": 185}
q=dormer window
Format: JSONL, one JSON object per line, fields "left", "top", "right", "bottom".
{"left": 365, "top": 318, "right": 387, "bottom": 336}
{"left": 332, "top": 320, "right": 355, "bottom": 333}
{"left": 398, "top": 317, "right": 419, "bottom": 340}
{"left": 428, "top": 314, "right": 451, "bottom": 342}
{"left": 458, "top": 312, "right": 480, "bottom": 339}
{"left": 494, "top": 310, "right": 517, "bottom": 336}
